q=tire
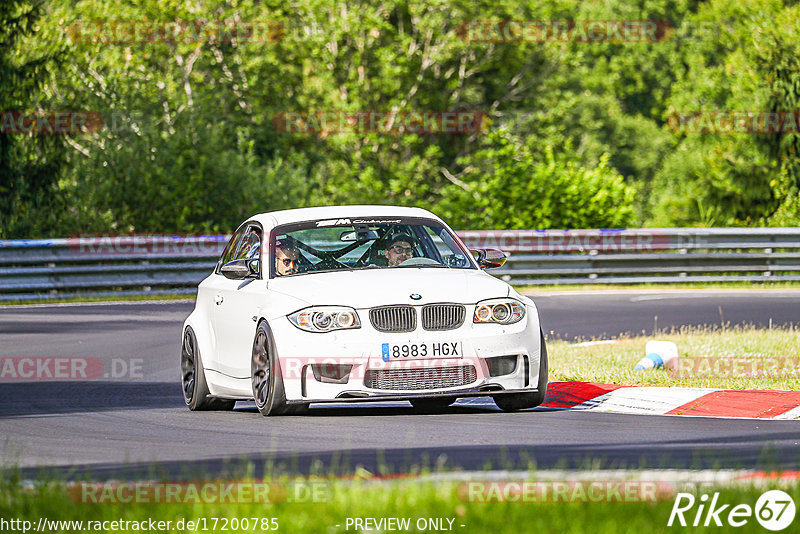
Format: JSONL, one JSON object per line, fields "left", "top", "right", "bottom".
{"left": 181, "top": 326, "right": 236, "bottom": 411}
{"left": 410, "top": 397, "right": 456, "bottom": 412}
{"left": 251, "top": 321, "right": 308, "bottom": 416}
{"left": 494, "top": 330, "right": 549, "bottom": 412}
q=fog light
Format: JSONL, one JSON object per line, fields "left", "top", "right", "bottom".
{"left": 311, "top": 364, "right": 352, "bottom": 384}
{"left": 486, "top": 355, "right": 518, "bottom": 377}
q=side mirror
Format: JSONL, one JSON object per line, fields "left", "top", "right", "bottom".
{"left": 221, "top": 259, "right": 259, "bottom": 280}
{"left": 470, "top": 248, "right": 507, "bottom": 269}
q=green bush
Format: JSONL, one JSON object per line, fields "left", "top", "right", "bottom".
{"left": 434, "top": 130, "right": 636, "bottom": 229}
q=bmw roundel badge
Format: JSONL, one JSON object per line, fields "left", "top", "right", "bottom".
{"left": 410, "top": 293, "right": 422, "bottom": 300}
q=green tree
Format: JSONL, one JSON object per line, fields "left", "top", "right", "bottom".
{"left": 48, "top": 0, "right": 314, "bottom": 233}
{"left": 750, "top": 5, "right": 800, "bottom": 224}
{"left": 12, "top": 0, "right": 796, "bottom": 236}
{"left": 648, "top": 0, "right": 799, "bottom": 226}
{"left": 433, "top": 129, "right": 636, "bottom": 229}
{"left": 0, "top": 0, "right": 66, "bottom": 237}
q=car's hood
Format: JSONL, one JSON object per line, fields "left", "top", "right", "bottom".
{"left": 267, "top": 268, "right": 512, "bottom": 309}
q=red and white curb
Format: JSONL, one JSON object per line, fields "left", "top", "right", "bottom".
{"left": 543, "top": 382, "right": 800, "bottom": 419}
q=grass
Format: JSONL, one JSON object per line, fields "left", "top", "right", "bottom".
{"left": 2, "top": 471, "right": 799, "bottom": 533}
{"left": 548, "top": 325, "right": 800, "bottom": 390}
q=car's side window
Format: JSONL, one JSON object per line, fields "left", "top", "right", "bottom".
{"left": 216, "top": 226, "right": 249, "bottom": 274}
{"left": 234, "top": 227, "right": 262, "bottom": 262}
{"left": 424, "top": 226, "right": 469, "bottom": 267}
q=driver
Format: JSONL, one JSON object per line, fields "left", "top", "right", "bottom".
{"left": 275, "top": 239, "right": 301, "bottom": 276}
{"left": 384, "top": 234, "right": 416, "bottom": 266}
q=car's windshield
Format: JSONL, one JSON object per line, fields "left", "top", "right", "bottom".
{"left": 270, "top": 217, "right": 475, "bottom": 277}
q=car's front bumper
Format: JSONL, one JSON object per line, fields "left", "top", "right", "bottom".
{"left": 270, "top": 304, "right": 543, "bottom": 403}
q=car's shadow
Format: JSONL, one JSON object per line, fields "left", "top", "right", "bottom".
{"left": 0, "top": 381, "right": 521, "bottom": 417}
{"left": 5, "top": 379, "right": 583, "bottom": 417}
{"left": 236, "top": 401, "right": 500, "bottom": 417}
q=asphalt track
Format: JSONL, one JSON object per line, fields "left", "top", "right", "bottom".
{"left": 1, "top": 290, "right": 799, "bottom": 480}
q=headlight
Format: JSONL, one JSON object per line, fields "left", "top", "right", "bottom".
{"left": 473, "top": 298, "right": 525, "bottom": 325}
{"left": 288, "top": 306, "right": 361, "bottom": 333}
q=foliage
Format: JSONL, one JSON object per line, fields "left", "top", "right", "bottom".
{"left": 0, "top": 0, "right": 67, "bottom": 237}
{"left": 434, "top": 130, "right": 635, "bottom": 229}
{"left": 648, "top": 0, "right": 800, "bottom": 226}
{"left": 2, "top": 0, "right": 799, "bottom": 237}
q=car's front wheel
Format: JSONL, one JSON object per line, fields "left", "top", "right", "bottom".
{"left": 493, "top": 330, "right": 549, "bottom": 412}
{"left": 181, "top": 327, "right": 236, "bottom": 411}
{"left": 251, "top": 321, "right": 308, "bottom": 416}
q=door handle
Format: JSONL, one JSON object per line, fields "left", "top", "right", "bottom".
{"left": 214, "top": 294, "right": 223, "bottom": 305}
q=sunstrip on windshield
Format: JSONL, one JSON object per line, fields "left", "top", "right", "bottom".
{"left": 316, "top": 218, "right": 403, "bottom": 227}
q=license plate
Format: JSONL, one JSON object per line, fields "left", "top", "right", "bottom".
{"left": 381, "top": 342, "right": 461, "bottom": 361}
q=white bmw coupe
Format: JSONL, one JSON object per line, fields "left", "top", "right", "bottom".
{"left": 181, "top": 205, "right": 548, "bottom": 415}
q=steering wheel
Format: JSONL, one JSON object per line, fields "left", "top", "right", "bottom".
{"left": 447, "top": 255, "right": 469, "bottom": 268}
{"left": 353, "top": 240, "right": 388, "bottom": 268}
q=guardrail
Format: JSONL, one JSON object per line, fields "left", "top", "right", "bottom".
{"left": 1, "top": 228, "right": 799, "bottom": 300}
{"left": 459, "top": 228, "right": 800, "bottom": 286}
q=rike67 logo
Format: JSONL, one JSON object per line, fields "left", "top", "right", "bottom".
{"left": 668, "top": 490, "right": 796, "bottom": 531}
